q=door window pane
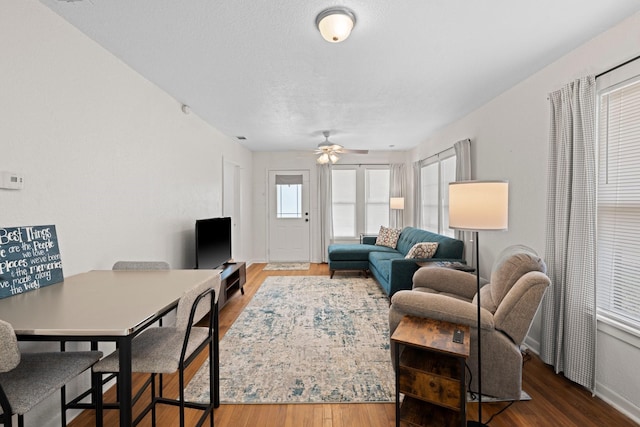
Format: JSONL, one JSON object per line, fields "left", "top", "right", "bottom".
{"left": 276, "top": 184, "right": 302, "bottom": 218}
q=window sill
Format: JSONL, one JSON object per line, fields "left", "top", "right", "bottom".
{"left": 597, "top": 313, "right": 640, "bottom": 350}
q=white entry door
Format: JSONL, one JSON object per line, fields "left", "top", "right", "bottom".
{"left": 268, "top": 170, "right": 310, "bottom": 262}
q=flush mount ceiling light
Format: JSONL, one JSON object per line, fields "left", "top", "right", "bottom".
{"left": 316, "top": 7, "right": 356, "bottom": 43}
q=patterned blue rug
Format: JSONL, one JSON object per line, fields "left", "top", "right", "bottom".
{"left": 184, "top": 275, "right": 394, "bottom": 404}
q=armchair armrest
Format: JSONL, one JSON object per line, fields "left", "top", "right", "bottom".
{"left": 412, "top": 267, "right": 479, "bottom": 300}
{"left": 390, "top": 290, "right": 495, "bottom": 331}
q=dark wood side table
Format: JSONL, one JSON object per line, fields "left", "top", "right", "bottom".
{"left": 217, "top": 261, "right": 246, "bottom": 308}
{"left": 391, "top": 315, "right": 470, "bottom": 427}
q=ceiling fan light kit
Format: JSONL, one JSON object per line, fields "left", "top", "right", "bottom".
{"left": 316, "top": 7, "right": 356, "bottom": 43}
{"left": 315, "top": 131, "right": 368, "bottom": 164}
{"left": 316, "top": 153, "right": 340, "bottom": 165}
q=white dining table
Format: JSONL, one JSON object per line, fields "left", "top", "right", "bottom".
{"left": 0, "top": 269, "right": 221, "bottom": 426}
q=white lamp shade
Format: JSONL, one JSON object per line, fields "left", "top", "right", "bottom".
{"left": 316, "top": 8, "right": 356, "bottom": 43}
{"left": 449, "top": 181, "right": 508, "bottom": 231}
{"left": 390, "top": 197, "right": 405, "bottom": 210}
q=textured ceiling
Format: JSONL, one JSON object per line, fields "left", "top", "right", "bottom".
{"left": 40, "top": 0, "right": 640, "bottom": 153}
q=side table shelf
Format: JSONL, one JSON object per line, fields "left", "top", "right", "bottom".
{"left": 217, "top": 262, "right": 246, "bottom": 308}
{"left": 391, "top": 316, "right": 470, "bottom": 427}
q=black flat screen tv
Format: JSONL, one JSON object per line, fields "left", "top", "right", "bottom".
{"left": 195, "top": 217, "right": 232, "bottom": 269}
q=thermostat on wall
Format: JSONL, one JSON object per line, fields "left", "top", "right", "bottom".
{"left": 0, "top": 171, "right": 24, "bottom": 190}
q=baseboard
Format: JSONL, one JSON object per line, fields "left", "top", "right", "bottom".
{"left": 595, "top": 381, "right": 640, "bottom": 424}
{"left": 523, "top": 335, "right": 541, "bottom": 355}
{"left": 523, "top": 340, "right": 640, "bottom": 424}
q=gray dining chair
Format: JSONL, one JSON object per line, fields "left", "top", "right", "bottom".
{"left": 112, "top": 261, "right": 171, "bottom": 327}
{"left": 107, "top": 261, "right": 171, "bottom": 402}
{"left": 0, "top": 319, "right": 103, "bottom": 427}
{"left": 112, "top": 261, "right": 171, "bottom": 271}
{"left": 92, "top": 277, "right": 218, "bottom": 427}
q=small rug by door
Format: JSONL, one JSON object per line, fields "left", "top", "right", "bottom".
{"left": 263, "top": 262, "right": 310, "bottom": 271}
{"left": 184, "top": 275, "right": 394, "bottom": 404}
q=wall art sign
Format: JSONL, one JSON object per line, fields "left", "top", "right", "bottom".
{"left": 0, "top": 225, "right": 63, "bottom": 299}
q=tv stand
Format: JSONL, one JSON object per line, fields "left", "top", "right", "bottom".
{"left": 217, "top": 261, "right": 246, "bottom": 308}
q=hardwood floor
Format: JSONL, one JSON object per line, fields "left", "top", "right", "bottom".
{"left": 68, "top": 263, "right": 637, "bottom": 427}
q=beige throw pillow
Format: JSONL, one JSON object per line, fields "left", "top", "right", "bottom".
{"left": 375, "top": 226, "right": 401, "bottom": 249}
{"left": 405, "top": 242, "right": 439, "bottom": 259}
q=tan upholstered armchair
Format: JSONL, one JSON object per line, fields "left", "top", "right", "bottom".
{"left": 389, "top": 245, "right": 550, "bottom": 400}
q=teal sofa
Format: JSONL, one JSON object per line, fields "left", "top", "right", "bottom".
{"left": 328, "top": 227, "right": 465, "bottom": 297}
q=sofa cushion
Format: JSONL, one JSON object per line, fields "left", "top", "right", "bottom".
{"left": 368, "top": 251, "right": 405, "bottom": 281}
{"left": 375, "top": 226, "right": 401, "bottom": 248}
{"left": 405, "top": 242, "right": 439, "bottom": 259}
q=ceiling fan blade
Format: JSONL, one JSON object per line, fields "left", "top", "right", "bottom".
{"left": 342, "top": 149, "right": 369, "bottom": 154}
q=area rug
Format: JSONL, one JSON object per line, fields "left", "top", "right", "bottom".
{"left": 184, "top": 275, "right": 394, "bottom": 404}
{"left": 263, "top": 262, "right": 310, "bottom": 271}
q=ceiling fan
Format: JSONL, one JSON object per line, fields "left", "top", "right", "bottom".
{"left": 315, "top": 131, "right": 368, "bottom": 164}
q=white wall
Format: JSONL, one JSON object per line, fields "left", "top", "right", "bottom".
{"left": 0, "top": 1, "right": 252, "bottom": 425}
{"left": 410, "top": 11, "right": 640, "bottom": 423}
{"left": 251, "top": 150, "right": 409, "bottom": 263}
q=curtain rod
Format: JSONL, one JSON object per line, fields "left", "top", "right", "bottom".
{"left": 333, "top": 163, "right": 390, "bottom": 166}
{"left": 420, "top": 143, "right": 459, "bottom": 164}
{"left": 596, "top": 54, "right": 640, "bottom": 79}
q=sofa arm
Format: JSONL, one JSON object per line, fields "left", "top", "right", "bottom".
{"left": 387, "top": 258, "right": 422, "bottom": 297}
{"left": 362, "top": 235, "right": 377, "bottom": 245}
{"left": 391, "top": 290, "right": 494, "bottom": 329}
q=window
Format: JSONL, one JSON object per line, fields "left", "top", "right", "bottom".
{"left": 596, "top": 64, "right": 640, "bottom": 330}
{"left": 365, "top": 169, "right": 390, "bottom": 234}
{"left": 275, "top": 174, "right": 302, "bottom": 219}
{"left": 331, "top": 169, "right": 356, "bottom": 237}
{"left": 419, "top": 151, "right": 456, "bottom": 237}
{"left": 331, "top": 166, "right": 390, "bottom": 239}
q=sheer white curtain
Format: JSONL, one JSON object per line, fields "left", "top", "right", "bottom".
{"left": 453, "top": 139, "right": 472, "bottom": 264}
{"left": 540, "top": 75, "right": 597, "bottom": 392}
{"left": 412, "top": 161, "right": 422, "bottom": 228}
{"left": 389, "top": 163, "right": 406, "bottom": 229}
{"left": 317, "top": 164, "right": 333, "bottom": 262}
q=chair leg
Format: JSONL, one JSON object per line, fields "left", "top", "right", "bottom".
{"left": 93, "top": 371, "right": 103, "bottom": 427}
{"left": 214, "top": 302, "right": 220, "bottom": 408}
{"left": 209, "top": 342, "right": 214, "bottom": 426}
{"left": 151, "top": 373, "right": 157, "bottom": 427}
{"left": 60, "top": 385, "right": 66, "bottom": 426}
{"left": 179, "top": 368, "right": 186, "bottom": 427}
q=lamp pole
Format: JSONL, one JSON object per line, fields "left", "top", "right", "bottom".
{"left": 467, "top": 231, "right": 486, "bottom": 427}
{"left": 448, "top": 180, "right": 508, "bottom": 427}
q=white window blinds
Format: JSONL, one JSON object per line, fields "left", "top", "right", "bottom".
{"left": 597, "top": 74, "right": 640, "bottom": 329}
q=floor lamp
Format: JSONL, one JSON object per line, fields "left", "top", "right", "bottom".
{"left": 449, "top": 181, "right": 509, "bottom": 427}
{"left": 390, "top": 197, "right": 405, "bottom": 229}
